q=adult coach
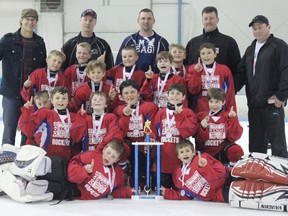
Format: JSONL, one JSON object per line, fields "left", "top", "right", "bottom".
{"left": 115, "top": 8, "right": 169, "bottom": 72}
{"left": 0, "top": 8, "right": 47, "bottom": 145}
{"left": 62, "top": 9, "right": 114, "bottom": 70}
{"left": 185, "top": 6, "right": 240, "bottom": 76}
{"left": 234, "top": 15, "right": 288, "bottom": 158}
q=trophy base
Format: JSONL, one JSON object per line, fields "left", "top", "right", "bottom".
{"left": 131, "top": 195, "right": 164, "bottom": 200}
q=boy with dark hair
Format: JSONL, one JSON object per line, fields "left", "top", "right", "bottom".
{"left": 151, "top": 83, "right": 197, "bottom": 188}
{"left": 161, "top": 139, "right": 227, "bottom": 201}
{"left": 19, "top": 86, "right": 76, "bottom": 162}
{"left": 186, "top": 42, "right": 236, "bottom": 113}
{"left": 161, "top": 139, "right": 288, "bottom": 213}
{"left": 140, "top": 51, "right": 187, "bottom": 108}
{"left": 113, "top": 79, "right": 158, "bottom": 186}
{"left": 196, "top": 88, "right": 243, "bottom": 165}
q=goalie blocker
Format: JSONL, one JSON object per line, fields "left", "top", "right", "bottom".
{"left": 228, "top": 153, "right": 288, "bottom": 212}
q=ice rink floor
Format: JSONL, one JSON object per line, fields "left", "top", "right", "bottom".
{"left": 0, "top": 121, "right": 286, "bottom": 216}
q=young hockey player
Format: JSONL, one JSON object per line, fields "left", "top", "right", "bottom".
{"left": 161, "top": 139, "right": 288, "bottom": 212}
{"left": 196, "top": 88, "right": 244, "bottom": 164}
{"left": 151, "top": 83, "right": 198, "bottom": 188}
{"left": 73, "top": 59, "right": 118, "bottom": 113}
{"left": 70, "top": 91, "right": 130, "bottom": 165}
{"left": 19, "top": 90, "right": 52, "bottom": 145}
{"left": 186, "top": 42, "right": 236, "bottom": 113}
{"left": 68, "top": 139, "right": 134, "bottom": 200}
{"left": 18, "top": 86, "right": 76, "bottom": 162}
{"left": 106, "top": 46, "right": 146, "bottom": 105}
{"left": 21, "top": 50, "right": 66, "bottom": 101}
{"left": 169, "top": 43, "right": 188, "bottom": 79}
{"left": 113, "top": 79, "right": 158, "bottom": 186}
{"left": 64, "top": 42, "right": 91, "bottom": 101}
{"left": 140, "top": 51, "right": 187, "bottom": 108}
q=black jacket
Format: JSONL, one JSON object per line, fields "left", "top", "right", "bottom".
{"left": 62, "top": 32, "right": 114, "bottom": 70}
{"left": 185, "top": 28, "right": 241, "bottom": 76}
{"left": 234, "top": 34, "right": 288, "bottom": 107}
{"left": 0, "top": 28, "right": 47, "bottom": 98}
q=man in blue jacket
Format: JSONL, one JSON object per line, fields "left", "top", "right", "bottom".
{"left": 115, "top": 8, "right": 169, "bottom": 73}
{"left": 0, "top": 8, "right": 47, "bottom": 146}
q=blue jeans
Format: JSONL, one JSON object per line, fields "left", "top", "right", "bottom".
{"left": 2, "top": 96, "right": 26, "bottom": 145}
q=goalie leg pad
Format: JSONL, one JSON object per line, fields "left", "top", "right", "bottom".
{"left": 0, "top": 169, "right": 53, "bottom": 203}
{"left": 231, "top": 153, "right": 288, "bottom": 185}
{"left": 229, "top": 180, "right": 288, "bottom": 212}
{"left": 35, "top": 156, "right": 52, "bottom": 176}
{"left": 26, "top": 180, "right": 49, "bottom": 196}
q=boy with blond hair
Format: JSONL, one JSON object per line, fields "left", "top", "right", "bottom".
{"left": 107, "top": 46, "right": 146, "bottom": 105}
{"left": 64, "top": 42, "right": 91, "bottom": 100}
{"left": 21, "top": 50, "right": 66, "bottom": 101}
{"left": 169, "top": 43, "right": 188, "bottom": 78}
{"left": 73, "top": 60, "right": 119, "bottom": 113}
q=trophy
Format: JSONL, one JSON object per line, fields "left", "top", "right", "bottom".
{"left": 131, "top": 115, "right": 163, "bottom": 200}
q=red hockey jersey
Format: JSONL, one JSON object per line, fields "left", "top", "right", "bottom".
{"left": 186, "top": 63, "right": 236, "bottom": 113}
{"left": 196, "top": 110, "right": 243, "bottom": 157}
{"left": 68, "top": 151, "right": 133, "bottom": 200}
{"left": 70, "top": 112, "right": 130, "bottom": 160}
{"left": 114, "top": 101, "right": 158, "bottom": 142}
{"left": 151, "top": 108, "right": 198, "bottom": 174}
{"left": 163, "top": 153, "right": 227, "bottom": 202}
{"left": 18, "top": 107, "right": 76, "bottom": 161}
{"left": 64, "top": 64, "right": 89, "bottom": 98}
{"left": 21, "top": 67, "right": 66, "bottom": 101}
{"left": 140, "top": 73, "right": 187, "bottom": 108}
{"left": 73, "top": 81, "right": 119, "bottom": 113}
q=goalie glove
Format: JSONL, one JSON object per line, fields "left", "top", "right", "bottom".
{"left": 9, "top": 145, "right": 51, "bottom": 181}
{"left": 0, "top": 144, "right": 18, "bottom": 170}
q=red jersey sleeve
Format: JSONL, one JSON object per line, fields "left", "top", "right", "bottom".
{"left": 186, "top": 66, "right": 202, "bottom": 95}
{"left": 174, "top": 108, "right": 198, "bottom": 138}
{"left": 68, "top": 152, "right": 91, "bottom": 184}
{"left": 163, "top": 188, "right": 192, "bottom": 200}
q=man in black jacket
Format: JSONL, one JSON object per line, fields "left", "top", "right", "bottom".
{"left": 62, "top": 9, "right": 114, "bottom": 71}
{"left": 185, "top": 6, "right": 241, "bottom": 77}
{"left": 0, "top": 8, "right": 47, "bottom": 146}
{"left": 234, "top": 15, "right": 288, "bottom": 158}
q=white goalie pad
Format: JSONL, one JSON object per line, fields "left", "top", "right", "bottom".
{"left": 0, "top": 169, "right": 53, "bottom": 203}
{"left": 9, "top": 145, "right": 49, "bottom": 181}
{"left": 231, "top": 153, "right": 288, "bottom": 185}
{"left": 229, "top": 180, "right": 288, "bottom": 212}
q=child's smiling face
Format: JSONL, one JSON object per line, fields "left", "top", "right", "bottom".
{"left": 199, "top": 47, "right": 217, "bottom": 66}
{"left": 177, "top": 146, "right": 195, "bottom": 164}
{"left": 51, "top": 92, "right": 69, "bottom": 110}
